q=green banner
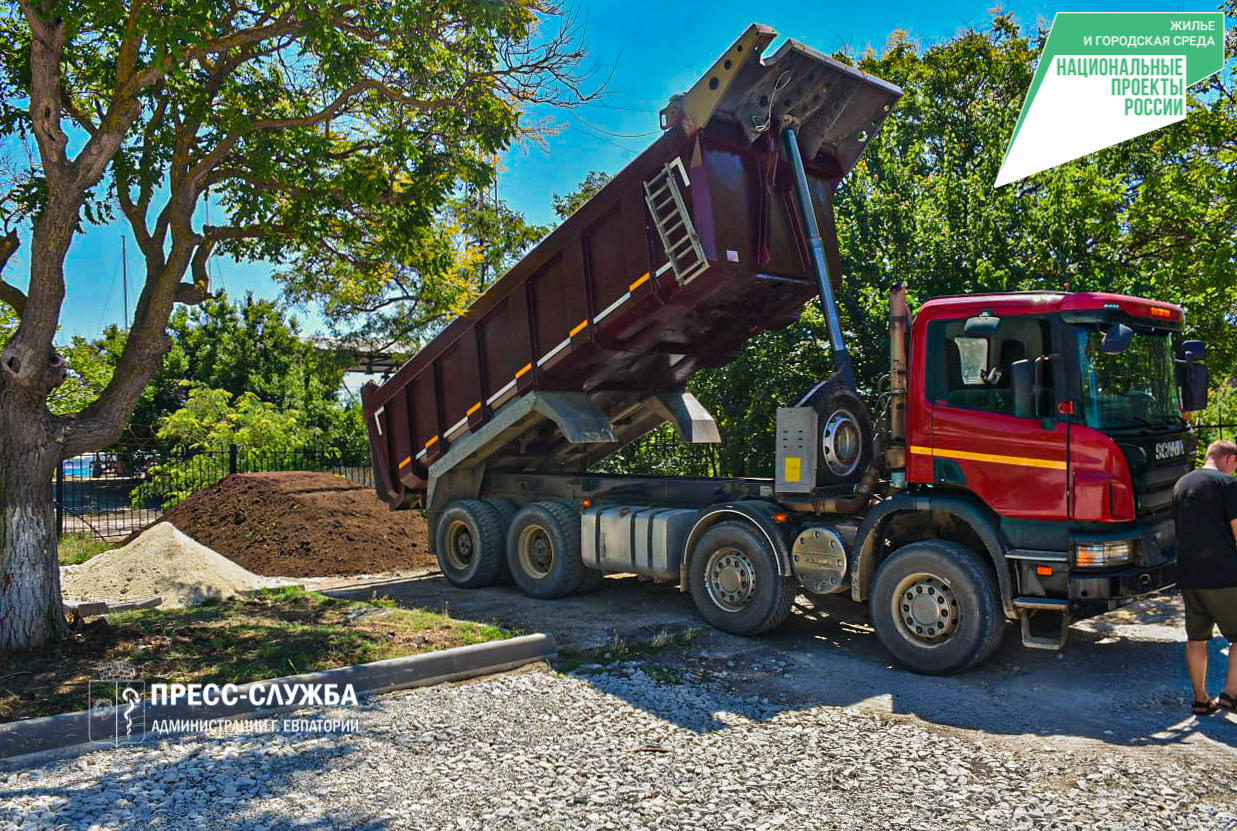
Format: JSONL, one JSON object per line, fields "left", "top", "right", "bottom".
{"left": 996, "top": 12, "right": 1226, "bottom": 187}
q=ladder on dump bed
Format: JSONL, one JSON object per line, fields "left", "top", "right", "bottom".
{"left": 643, "top": 158, "right": 709, "bottom": 285}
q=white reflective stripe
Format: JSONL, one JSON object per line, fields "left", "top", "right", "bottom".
{"left": 487, "top": 379, "right": 516, "bottom": 406}
{"left": 537, "top": 337, "right": 572, "bottom": 367}
{"left": 374, "top": 407, "right": 384, "bottom": 436}
{"left": 655, "top": 261, "right": 673, "bottom": 276}
{"left": 1005, "top": 551, "right": 1069, "bottom": 563}
{"left": 669, "top": 156, "right": 691, "bottom": 187}
{"left": 444, "top": 416, "right": 469, "bottom": 439}
{"left": 595, "top": 292, "right": 631, "bottom": 323}
{"left": 415, "top": 448, "right": 427, "bottom": 460}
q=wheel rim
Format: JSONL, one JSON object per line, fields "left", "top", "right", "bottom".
{"left": 891, "top": 572, "right": 960, "bottom": 646}
{"left": 445, "top": 520, "right": 474, "bottom": 572}
{"left": 518, "top": 525, "right": 554, "bottom": 579}
{"left": 821, "top": 408, "right": 862, "bottom": 478}
{"left": 704, "top": 547, "right": 757, "bottom": 612}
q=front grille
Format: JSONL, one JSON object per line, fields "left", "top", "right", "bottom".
{"left": 1136, "top": 457, "right": 1190, "bottom": 519}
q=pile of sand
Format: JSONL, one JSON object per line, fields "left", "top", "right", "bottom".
{"left": 61, "top": 523, "right": 284, "bottom": 608}
{"left": 146, "top": 471, "right": 434, "bottom": 577}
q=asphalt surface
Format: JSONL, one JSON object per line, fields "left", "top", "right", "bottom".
{"left": 328, "top": 574, "right": 1237, "bottom": 754}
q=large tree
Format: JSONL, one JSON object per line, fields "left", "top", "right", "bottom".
{"left": 0, "top": 0, "right": 592, "bottom": 651}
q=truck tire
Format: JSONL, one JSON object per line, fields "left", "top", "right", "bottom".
{"left": 688, "top": 521, "right": 796, "bottom": 635}
{"left": 434, "top": 500, "right": 508, "bottom": 588}
{"left": 798, "top": 381, "right": 873, "bottom": 486}
{"left": 507, "top": 501, "right": 587, "bottom": 599}
{"left": 483, "top": 499, "right": 518, "bottom": 583}
{"left": 869, "top": 540, "right": 1005, "bottom": 675}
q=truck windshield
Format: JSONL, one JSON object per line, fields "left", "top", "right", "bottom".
{"left": 1075, "top": 326, "right": 1181, "bottom": 431}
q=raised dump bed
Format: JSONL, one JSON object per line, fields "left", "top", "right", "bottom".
{"left": 362, "top": 24, "right": 902, "bottom": 509}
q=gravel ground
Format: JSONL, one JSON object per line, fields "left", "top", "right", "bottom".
{"left": 2, "top": 665, "right": 1236, "bottom": 831}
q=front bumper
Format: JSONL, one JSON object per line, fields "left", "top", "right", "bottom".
{"left": 1068, "top": 559, "right": 1176, "bottom": 615}
{"left": 1010, "top": 522, "right": 1177, "bottom": 619}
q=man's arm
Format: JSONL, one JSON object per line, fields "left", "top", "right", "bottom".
{"left": 1227, "top": 479, "right": 1237, "bottom": 544}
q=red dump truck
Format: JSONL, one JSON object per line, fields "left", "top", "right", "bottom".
{"left": 362, "top": 25, "right": 1211, "bottom": 674}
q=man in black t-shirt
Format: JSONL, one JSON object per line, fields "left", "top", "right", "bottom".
{"left": 1172, "top": 439, "right": 1237, "bottom": 716}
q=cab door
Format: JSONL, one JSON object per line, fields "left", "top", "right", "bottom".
{"left": 925, "top": 315, "right": 1069, "bottom": 521}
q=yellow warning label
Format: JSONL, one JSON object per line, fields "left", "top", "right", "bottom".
{"left": 784, "top": 457, "right": 801, "bottom": 483}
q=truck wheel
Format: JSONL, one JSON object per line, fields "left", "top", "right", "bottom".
{"left": 870, "top": 540, "right": 1005, "bottom": 675}
{"left": 434, "top": 500, "right": 508, "bottom": 588}
{"left": 506, "top": 501, "right": 587, "bottom": 599}
{"left": 798, "top": 382, "right": 873, "bottom": 486}
{"left": 688, "top": 521, "right": 795, "bottom": 635}
{"left": 483, "top": 499, "right": 518, "bottom": 583}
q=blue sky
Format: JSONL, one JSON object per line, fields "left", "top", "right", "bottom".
{"left": 4, "top": 0, "right": 1225, "bottom": 340}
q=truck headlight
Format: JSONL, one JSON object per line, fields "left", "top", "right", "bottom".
{"left": 1074, "top": 541, "right": 1133, "bottom": 568}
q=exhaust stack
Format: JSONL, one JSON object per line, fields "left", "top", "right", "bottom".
{"left": 885, "top": 286, "right": 910, "bottom": 480}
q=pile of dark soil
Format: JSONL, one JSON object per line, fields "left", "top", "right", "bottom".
{"left": 145, "top": 472, "right": 433, "bottom": 577}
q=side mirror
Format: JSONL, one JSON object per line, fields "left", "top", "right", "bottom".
{"left": 1181, "top": 361, "right": 1209, "bottom": 412}
{"left": 1011, "top": 359, "right": 1035, "bottom": 418}
{"left": 1180, "top": 340, "right": 1205, "bottom": 362}
{"left": 964, "top": 313, "right": 1001, "bottom": 337}
{"left": 1100, "top": 323, "right": 1134, "bottom": 354}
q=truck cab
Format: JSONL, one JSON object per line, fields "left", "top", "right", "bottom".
{"left": 897, "top": 291, "right": 1204, "bottom": 647}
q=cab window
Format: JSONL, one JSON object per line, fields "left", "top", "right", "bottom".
{"left": 927, "top": 316, "right": 1053, "bottom": 415}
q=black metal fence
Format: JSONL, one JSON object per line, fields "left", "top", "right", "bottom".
{"left": 56, "top": 443, "right": 371, "bottom": 542}
{"left": 1194, "top": 422, "right": 1237, "bottom": 448}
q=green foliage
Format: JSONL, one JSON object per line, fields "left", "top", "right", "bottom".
{"left": 551, "top": 171, "right": 612, "bottom": 220}
{"left": 168, "top": 293, "right": 351, "bottom": 440}
{"left": 1194, "top": 382, "right": 1237, "bottom": 446}
{"left": 57, "top": 534, "right": 114, "bottom": 566}
{"left": 278, "top": 195, "right": 547, "bottom": 349}
{"left": 159, "top": 386, "right": 314, "bottom": 451}
{"left": 121, "top": 291, "right": 372, "bottom": 507}
{"left": 1191, "top": 380, "right": 1237, "bottom": 464}
{"left": 132, "top": 386, "right": 316, "bottom": 509}
{"left": 612, "top": 13, "right": 1237, "bottom": 478}
{"left": 59, "top": 292, "right": 355, "bottom": 448}
{"left": 0, "top": 300, "right": 12, "bottom": 343}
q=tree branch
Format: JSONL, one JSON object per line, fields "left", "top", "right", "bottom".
{"left": 18, "top": 0, "right": 70, "bottom": 186}
{"left": 0, "top": 231, "right": 25, "bottom": 315}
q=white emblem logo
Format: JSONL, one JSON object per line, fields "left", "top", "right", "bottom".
{"left": 1154, "top": 439, "right": 1184, "bottom": 461}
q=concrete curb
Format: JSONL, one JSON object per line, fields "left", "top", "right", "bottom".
{"left": 0, "top": 632, "right": 555, "bottom": 768}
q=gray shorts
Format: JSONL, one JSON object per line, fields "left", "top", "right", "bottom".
{"left": 1182, "top": 587, "right": 1237, "bottom": 642}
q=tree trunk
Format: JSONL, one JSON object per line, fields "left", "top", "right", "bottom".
{"left": 0, "top": 391, "right": 64, "bottom": 652}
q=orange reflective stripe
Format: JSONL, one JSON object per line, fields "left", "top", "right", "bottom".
{"left": 569, "top": 320, "right": 589, "bottom": 337}
{"left": 398, "top": 457, "right": 412, "bottom": 469}
{"left": 466, "top": 402, "right": 482, "bottom": 416}
{"left": 910, "top": 445, "right": 1066, "bottom": 471}
{"left": 515, "top": 363, "right": 532, "bottom": 379}
{"left": 629, "top": 273, "right": 651, "bottom": 291}
{"left": 424, "top": 435, "right": 439, "bottom": 449}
